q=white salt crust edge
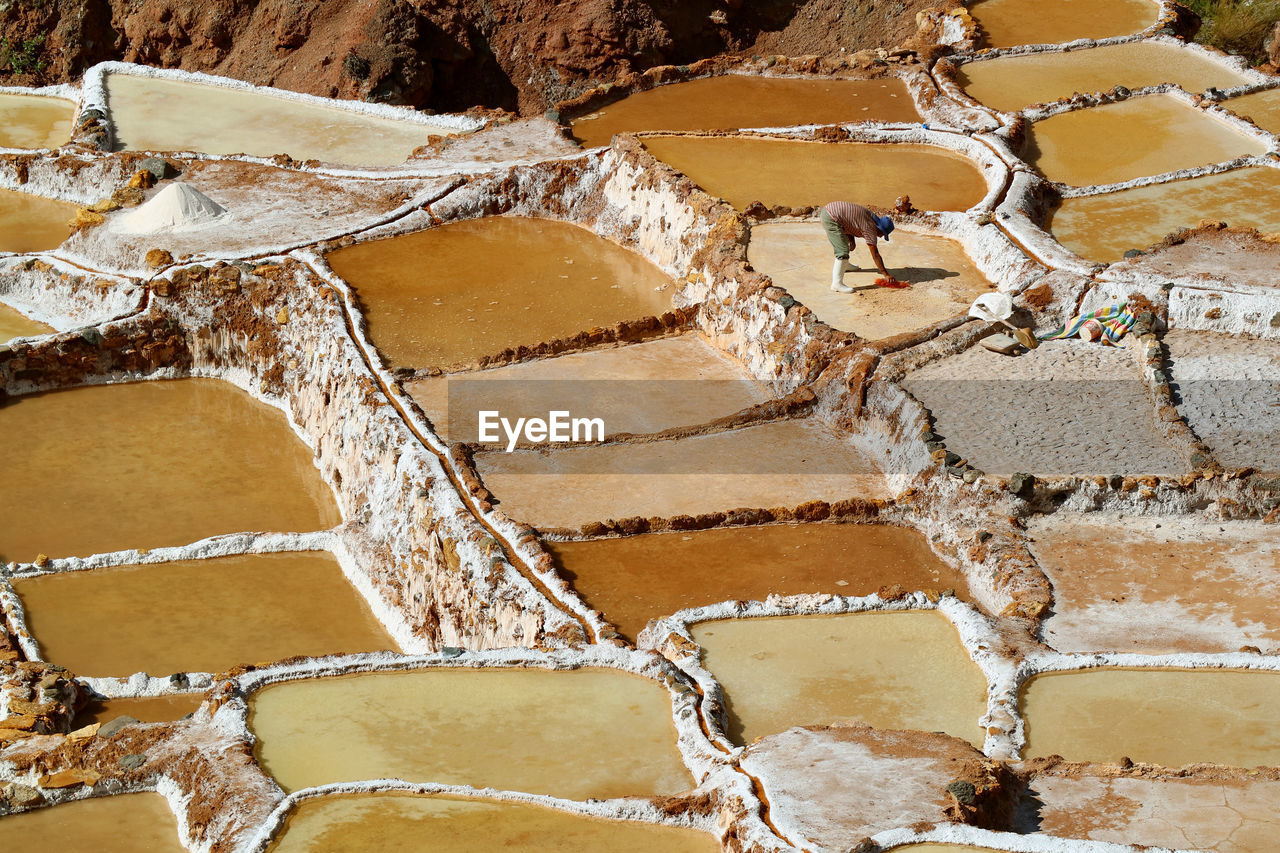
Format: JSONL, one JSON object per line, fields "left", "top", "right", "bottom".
{"left": 0, "top": 256, "right": 142, "bottom": 330}
{"left": 294, "top": 247, "right": 609, "bottom": 640}
{"left": 238, "top": 780, "right": 723, "bottom": 853}
{"left": 0, "top": 83, "right": 81, "bottom": 155}
{"left": 876, "top": 822, "right": 1181, "bottom": 853}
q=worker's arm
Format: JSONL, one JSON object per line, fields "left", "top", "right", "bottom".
{"left": 867, "top": 244, "right": 891, "bottom": 278}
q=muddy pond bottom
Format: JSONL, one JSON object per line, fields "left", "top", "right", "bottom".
{"left": 0, "top": 378, "right": 341, "bottom": 564}
{"left": 1029, "top": 94, "right": 1265, "bottom": 187}
{"left": 956, "top": 41, "right": 1249, "bottom": 113}
{"left": 0, "top": 792, "right": 185, "bottom": 851}
{"left": 270, "top": 793, "right": 719, "bottom": 853}
{"left": 476, "top": 418, "right": 890, "bottom": 530}
{"left": 640, "top": 137, "right": 988, "bottom": 211}
{"left": 0, "top": 302, "right": 52, "bottom": 342}
{"left": 249, "top": 667, "right": 692, "bottom": 797}
{"left": 968, "top": 0, "right": 1158, "bottom": 48}
{"left": 1048, "top": 166, "right": 1280, "bottom": 262}
{"left": 747, "top": 221, "right": 995, "bottom": 340}
{"left": 0, "top": 93, "right": 75, "bottom": 149}
{"left": 1021, "top": 668, "right": 1280, "bottom": 767}
{"left": 548, "top": 523, "right": 966, "bottom": 643}
{"left": 328, "top": 216, "right": 672, "bottom": 369}
{"left": 0, "top": 188, "right": 75, "bottom": 254}
{"left": 690, "top": 611, "right": 987, "bottom": 745}
{"left": 15, "top": 551, "right": 394, "bottom": 676}
{"left": 407, "top": 334, "right": 770, "bottom": 441}
{"left": 104, "top": 72, "right": 461, "bottom": 165}
{"left": 571, "top": 75, "right": 920, "bottom": 147}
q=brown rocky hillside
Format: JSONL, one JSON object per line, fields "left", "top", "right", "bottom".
{"left": 0, "top": 0, "right": 935, "bottom": 113}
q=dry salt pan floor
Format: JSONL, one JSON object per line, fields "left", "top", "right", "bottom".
{"left": 4, "top": 2, "right": 1280, "bottom": 852}
{"left": 1027, "top": 514, "right": 1280, "bottom": 653}
{"left": 1165, "top": 329, "right": 1280, "bottom": 473}
{"left": 901, "top": 339, "right": 1188, "bottom": 478}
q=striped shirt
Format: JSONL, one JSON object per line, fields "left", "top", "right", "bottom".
{"left": 823, "top": 202, "right": 881, "bottom": 246}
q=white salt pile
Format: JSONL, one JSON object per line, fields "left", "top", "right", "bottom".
{"left": 112, "top": 182, "right": 228, "bottom": 234}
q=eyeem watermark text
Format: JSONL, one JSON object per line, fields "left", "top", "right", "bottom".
{"left": 478, "top": 410, "right": 605, "bottom": 452}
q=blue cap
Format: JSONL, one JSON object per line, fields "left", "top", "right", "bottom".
{"left": 875, "top": 215, "right": 894, "bottom": 241}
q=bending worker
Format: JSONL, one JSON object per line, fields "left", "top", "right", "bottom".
{"left": 820, "top": 200, "right": 895, "bottom": 293}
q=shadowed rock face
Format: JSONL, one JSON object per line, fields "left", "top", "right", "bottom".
{"left": 0, "top": 0, "right": 937, "bottom": 113}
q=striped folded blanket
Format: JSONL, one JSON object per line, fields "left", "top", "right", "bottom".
{"left": 1037, "top": 302, "right": 1136, "bottom": 346}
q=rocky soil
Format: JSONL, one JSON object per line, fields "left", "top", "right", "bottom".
{"left": 0, "top": 0, "right": 941, "bottom": 113}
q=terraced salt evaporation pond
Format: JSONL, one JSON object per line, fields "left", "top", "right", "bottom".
{"left": 1226, "top": 88, "right": 1280, "bottom": 134}
{"left": 1022, "top": 669, "right": 1280, "bottom": 766}
{"left": 691, "top": 611, "right": 988, "bottom": 745}
{"left": 328, "top": 217, "right": 672, "bottom": 369}
{"left": 14, "top": 552, "right": 394, "bottom": 676}
{"left": 747, "top": 221, "right": 996, "bottom": 340}
{"left": 1029, "top": 94, "right": 1266, "bottom": 186}
{"left": 0, "top": 378, "right": 340, "bottom": 563}
{"left": 903, "top": 339, "right": 1188, "bottom": 477}
{"left": 0, "top": 188, "right": 76, "bottom": 253}
{"left": 1029, "top": 515, "right": 1280, "bottom": 654}
{"left": 0, "top": 792, "right": 184, "bottom": 851}
{"left": 640, "top": 137, "right": 988, "bottom": 211}
{"left": 477, "top": 419, "right": 890, "bottom": 530}
{"left": 1049, "top": 166, "right": 1280, "bottom": 262}
{"left": 548, "top": 524, "right": 969, "bottom": 643}
{"left": 250, "top": 668, "right": 692, "bottom": 796}
{"left": 969, "top": 0, "right": 1158, "bottom": 47}
{"left": 0, "top": 302, "right": 51, "bottom": 342}
{"left": 408, "top": 334, "right": 770, "bottom": 441}
{"left": 0, "top": 93, "right": 74, "bottom": 149}
{"left": 571, "top": 75, "right": 921, "bottom": 148}
{"left": 77, "top": 693, "right": 204, "bottom": 726}
{"left": 956, "top": 41, "right": 1250, "bottom": 114}
{"left": 271, "top": 794, "right": 719, "bottom": 853}
{"left": 105, "top": 73, "right": 462, "bottom": 165}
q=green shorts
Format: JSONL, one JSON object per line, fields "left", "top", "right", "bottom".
{"left": 820, "top": 209, "right": 852, "bottom": 260}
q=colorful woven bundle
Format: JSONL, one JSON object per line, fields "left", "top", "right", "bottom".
{"left": 1037, "top": 302, "right": 1136, "bottom": 345}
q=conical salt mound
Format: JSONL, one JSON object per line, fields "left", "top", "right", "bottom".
{"left": 114, "top": 183, "right": 227, "bottom": 234}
